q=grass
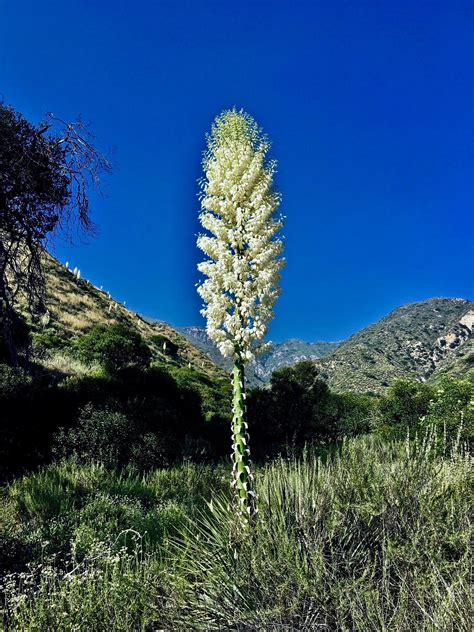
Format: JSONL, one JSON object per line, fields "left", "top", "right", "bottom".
{"left": 40, "top": 351, "right": 103, "bottom": 376}
{"left": 0, "top": 432, "right": 471, "bottom": 630}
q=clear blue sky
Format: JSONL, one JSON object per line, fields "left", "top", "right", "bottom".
{"left": 1, "top": 1, "right": 472, "bottom": 342}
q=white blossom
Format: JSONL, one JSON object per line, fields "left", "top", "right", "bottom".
{"left": 197, "top": 109, "right": 284, "bottom": 363}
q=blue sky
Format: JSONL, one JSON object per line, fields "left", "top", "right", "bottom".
{"left": 1, "top": 1, "right": 472, "bottom": 342}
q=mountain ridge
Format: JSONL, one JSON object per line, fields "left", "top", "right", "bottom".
{"left": 29, "top": 256, "right": 473, "bottom": 393}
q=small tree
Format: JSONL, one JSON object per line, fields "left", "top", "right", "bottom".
{"left": 0, "top": 102, "right": 111, "bottom": 364}
{"left": 197, "top": 109, "right": 284, "bottom": 519}
{"left": 75, "top": 323, "right": 151, "bottom": 374}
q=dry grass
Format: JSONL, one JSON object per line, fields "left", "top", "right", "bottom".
{"left": 41, "top": 352, "right": 102, "bottom": 376}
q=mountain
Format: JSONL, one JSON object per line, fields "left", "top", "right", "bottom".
{"left": 256, "top": 339, "right": 341, "bottom": 379}
{"left": 24, "top": 254, "right": 226, "bottom": 379}
{"left": 29, "top": 257, "right": 473, "bottom": 393}
{"left": 314, "top": 298, "right": 474, "bottom": 393}
{"left": 178, "top": 326, "right": 340, "bottom": 386}
{"left": 180, "top": 299, "right": 473, "bottom": 392}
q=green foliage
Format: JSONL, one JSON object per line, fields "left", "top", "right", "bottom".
{"left": 74, "top": 323, "right": 151, "bottom": 374}
{"left": 331, "top": 391, "right": 375, "bottom": 437}
{"left": 164, "top": 434, "right": 471, "bottom": 630}
{"left": 1, "top": 435, "right": 470, "bottom": 630}
{"left": 0, "top": 460, "right": 227, "bottom": 575}
{"left": 167, "top": 364, "right": 232, "bottom": 423}
{"left": 375, "top": 374, "right": 473, "bottom": 443}
{"left": 421, "top": 373, "right": 474, "bottom": 442}
{"left": 51, "top": 367, "right": 224, "bottom": 470}
{"left": 0, "top": 361, "right": 231, "bottom": 481}
{"left": 0, "top": 364, "right": 31, "bottom": 398}
{"left": 376, "top": 378, "right": 434, "bottom": 435}
{"left": 31, "top": 329, "right": 68, "bottom": 354}
{"left": 248, "top": 361, "right": 376, "bottom": 457}
{"left": 52, "top": 400, "right": 206, "bottom": 471}
{"left": 248, "top": 361, "right": 335, "bottom": 454}
{"left": 53, "top": 405, "right": 134, "bottom": 468}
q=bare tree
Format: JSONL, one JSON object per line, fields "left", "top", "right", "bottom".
{"left": 0, "top": 102, "right": 111, "bottom": 364}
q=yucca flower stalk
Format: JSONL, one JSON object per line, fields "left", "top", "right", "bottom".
{"left": 197, "top": 109, "right": 284, "bottom": 520}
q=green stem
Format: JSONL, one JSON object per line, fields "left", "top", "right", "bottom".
{"left": 231, "top": 352, "right": 255, "bottom": 521}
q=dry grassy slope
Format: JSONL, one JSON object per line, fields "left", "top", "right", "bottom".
{"left": 315, "top": 298, "right": 474, "bottom": 393}
{"left": 30, "top": 254, "right": 226, "bottom": 379}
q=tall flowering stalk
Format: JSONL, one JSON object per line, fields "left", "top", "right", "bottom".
{"left": 197, "top": 109, "right": 284, "bottom": 519}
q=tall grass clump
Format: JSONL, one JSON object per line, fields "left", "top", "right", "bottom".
{"left": 164, "top": 432, "right": 472, "bottom": 630}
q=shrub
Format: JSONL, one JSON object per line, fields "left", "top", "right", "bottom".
{"left": 376, "top": 378, "right": 434, "bottom": 435}
{"left": 332, "top": 391, "right": 376, "bottom": 437}
{"left": 167, "top": 365, "right": 232, "bottom": 424}
{"left": 0, "top": 364, "right": 31, "bottom": 398}
{"left": 52, "top": 367, "right": 220, "bottom": 469}
{"left": 53, "top": 405, "right": 134, "bottom": 468}
{"left": 248, "top": 361, "right": 371, "bottom": 457}
{"left": 31, "top": 330, "right": 68, "bottom": 356}
{"left": 0, "top": 362, "right": 228, "bottom": 481}
{"left": 422, "top": 373, "right": 473, "bottom": 443}
{"left": 75, "top": 323, "right": 151, "bottom": 374}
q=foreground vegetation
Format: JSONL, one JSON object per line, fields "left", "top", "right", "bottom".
{"left": 1, "top": 432, "right": 471, "bottom": 630}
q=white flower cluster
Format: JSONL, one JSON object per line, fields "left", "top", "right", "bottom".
{"left": 197, "top": 110, "right": 284, "bottom": 363}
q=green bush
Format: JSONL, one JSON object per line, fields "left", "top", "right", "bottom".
{"left": 332, "top": 391, "right": 376, "bottom": 436}
{"left": 421, "top": 373, "right": 473, "bottom": 443}
{"left": 249, "top": 361, "right": 336, "bottom": 454}
{"left": 53, "top": 405, "right": 134, "bottom": 468}
{"left": 0, "top": 362, "right": 230, "bottom": 481}
{"left": 74, "top": 323, "right": 151, "bottom": 374}
{"left": 53, "top": 402, "right": 188, "bottom": 470}
{"left": 167, "top": 365, "right": 232, "bottom": 423}
{"left": 248, "top": 361, "right": 374, "bottom": 457}
{"left": 0, "top": 364, "right": 31, "bottom": 398}
{"left": 376, "top": 378, "right": 434, "bottom": 435}
{"left": 31, "top": 329, "right": 68, "bottom": 355}
{"left": 376, "top": 374, "right": 473, "bottom": 443}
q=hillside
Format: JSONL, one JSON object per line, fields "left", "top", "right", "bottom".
{"left": 23, "top": 254, "right": 226, "bottom": 380}
{"left": 314, "top": 298, "right": 474, "bottom": 393}
{"left": 29, "top": 258, "right": 473, "bottom": 393}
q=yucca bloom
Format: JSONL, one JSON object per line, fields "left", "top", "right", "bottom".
{"left": 197, "top": 108, "right": 284, "bottom": 520}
